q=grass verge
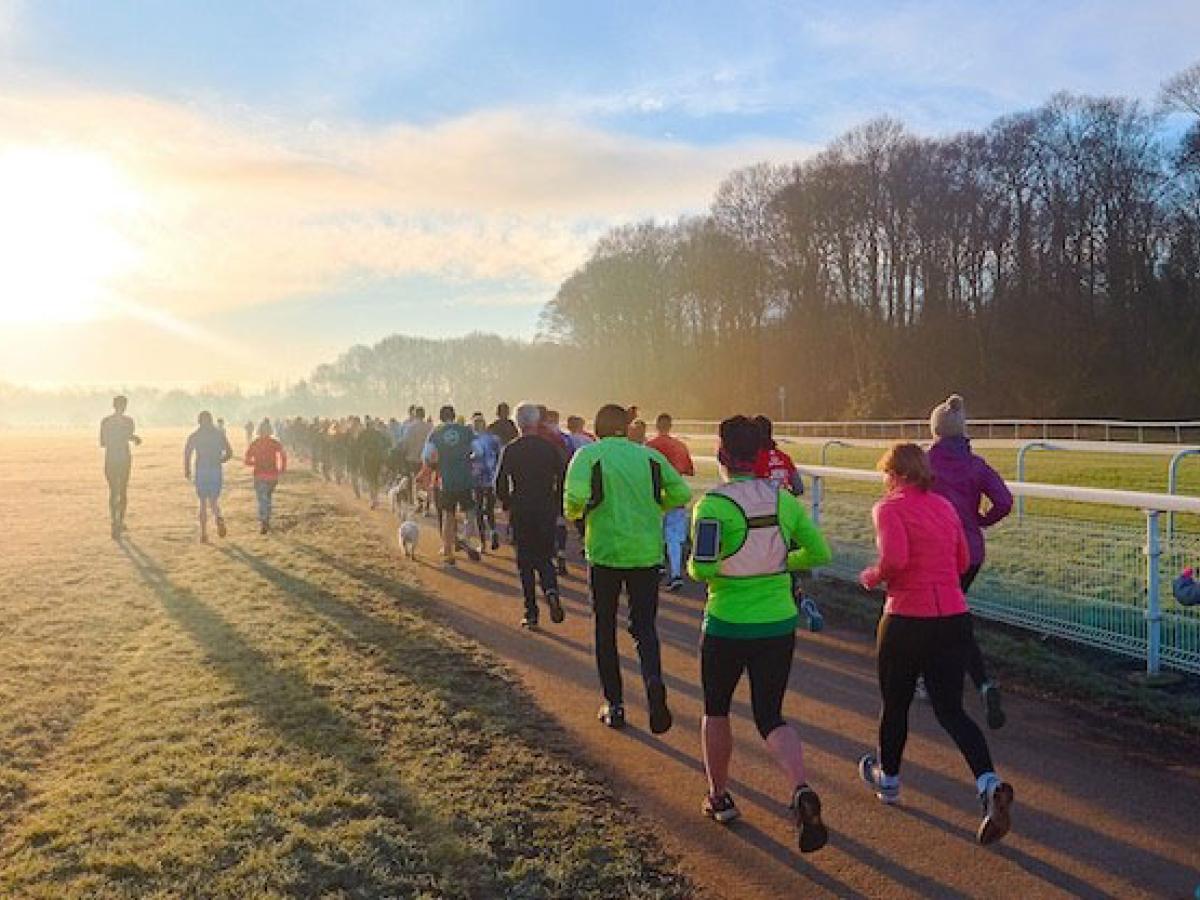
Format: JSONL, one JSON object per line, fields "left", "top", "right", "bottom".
{"left": 0, "top": 432, "right": 694, "bottom": 899}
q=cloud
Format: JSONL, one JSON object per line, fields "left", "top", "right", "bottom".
{"left": 0, "top": 89, "right": 815, "bottom": 319}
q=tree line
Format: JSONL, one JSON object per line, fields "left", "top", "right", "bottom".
{"left": 296, "top": 67, "right": 1200, "bottom": 421}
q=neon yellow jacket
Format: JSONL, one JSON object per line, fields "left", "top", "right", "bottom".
{"left": 689, "top": 475, "right": 831, "bottom": 638}
{"left": 564, "top": 436, "right": 692, "bottom": 568}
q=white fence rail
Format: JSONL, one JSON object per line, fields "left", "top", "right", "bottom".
{"left": 678, "top": 418, "right": 1200, "bottom": 444}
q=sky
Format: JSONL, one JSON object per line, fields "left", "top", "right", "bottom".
{"left": 0, "top": 0, "right": 1197, "bottom": 389}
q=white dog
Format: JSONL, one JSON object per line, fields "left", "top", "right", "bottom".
{"left": 399, "top": 515, "right": 420, "bottom": 560}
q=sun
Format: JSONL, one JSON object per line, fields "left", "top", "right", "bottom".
{"left": 0, "top": 145, "right": 144, "bottom": 325}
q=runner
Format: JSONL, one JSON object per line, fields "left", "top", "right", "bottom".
{"left": 184, "top": 410, "right": 234, "bottom": 543}
{"left": 534, "top": 406, "right": 571, "bottom": 573}
{"left": 689, "top": 415, "right": 832, "bottom": 852}
{"left": 319, "top": 420, "right": 335, "bottom": 481}
{"left": 99, "top": 395, "right": 141, "bottom": 540}
{"left": 358, "top": 418, "right": 391, "bottom": 509}
{"left": 243, "top": 420, "right": 255, "bottom": 447}
{"left": 345, "top": 417, "right": 364, "bottom": 499}
{"left": 858, "top": 443, "right": 1015, "bottom": 845}
{"left": 495, "top": 403, "right": 567, "bottom": 629}
{"left": 565, "top": 403, "right": 690, "bottom": 733}
{"left": 753, "top": 415, "right": 824, "bottom": 631}
{"left": 470, "top": 413, "right": 502, "bottom": 552}
{"left": 752, "top": 416, "right": 804, "bottom": 495}
{"left": 646, "top": 413, "right": 695, "bottom": 592}
{"left": 401, "top": 406, "right": 433, "bottom": 509}
{"left": 424, "top": 405, "right": 481, "bottom": 565}
{"left": 488, "top": 401, "right": 519, "bottom": 446}
{"left": 928, "top": 394, "right": 1013, "bottom": 728}
{"left": 564, "top": 415, "right": 595, "bottom": 453}
{"left": 628, "top": 418, "right": 647, "bottom": 445}
{"left": 564, "top": 416, "right": 595, "bottom": 542}
{"left": 244, "top": 418, "right": 287, "bottom": 533}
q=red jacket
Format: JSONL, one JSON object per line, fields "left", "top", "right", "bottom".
{"left": 244, "top": 437, "right": 287, "bottom": 482}
{"left": 860, "top": 484, "right": 970, "bottom": 618}
{"left": 646, "top": 433, "right": 695, "bottom": 476}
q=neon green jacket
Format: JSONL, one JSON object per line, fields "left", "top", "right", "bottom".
{"left": 688, "top": 475, "right": 832, "bottom": 638}
{"left": 564, "top": 436, "right": 692, "bottom": 568}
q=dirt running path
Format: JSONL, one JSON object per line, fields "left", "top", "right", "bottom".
{"left": 343, "top": 491, "right": 1200, "bottom": 899}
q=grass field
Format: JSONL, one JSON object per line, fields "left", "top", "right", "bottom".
{"left": 0, "top": 430, "right": 691, "bottom": 899}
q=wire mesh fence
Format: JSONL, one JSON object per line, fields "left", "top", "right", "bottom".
{"left": 812, "top": 486, "right": 1200, "bottom": 675}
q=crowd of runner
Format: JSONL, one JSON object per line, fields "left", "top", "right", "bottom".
{"left": 100, "top": 393, "right": 1018, "bottom": 856}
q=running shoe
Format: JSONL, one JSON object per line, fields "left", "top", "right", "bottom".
{"left": 980, "top": 682, "right": 1006, "bottom": 730}
{"left": 647, "top": 682, "right": 673, "bottom": 735}
{"left": 520, "top": 615, "right": 539, "bottom": 631}
{"left": 977, "top": 779, "right": 1015, "bottom": 845}
{"left": 668, "top": 577, "right": 684, "bottom": 593}
{"left": 491, "top": 530, "right": 500, "bottom": 552}
{"left": 216, "top": 517, "right": 227, "bottom": 539}
{"left": 598, "top": 701, "right": 625, "bottom": 729}
{"left": 547, "top": 589, "right": 565, "bottom": 624}
{"left": 466, "top": 545, "right": 482, "bottom": 563}
{"left": 702, "top": 792, "right": 741, "bottom": 824}
{"left": 858, "top": 753, "right": 901, "bottom": 804}
{"left": 790, "top": 785, "right": 829, "bottom": 853}
{"left": 799, "top": 596, "right": 825, "bottom": 632}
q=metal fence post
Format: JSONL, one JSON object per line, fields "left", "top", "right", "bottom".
{"left": 1167, "top": 448, "right": 1200, "bottom": 538}
{"left": 1016, "top": 441, "right": 1056, "bottom": 521}
{"left": 820, "top": 439, "right": 851, "bottom": 465}
{"left": 810, "top": 475, "right": 823, "bottom": 527}
{"left": 1145, "top": 509, "right": 1162, "bottom": 677}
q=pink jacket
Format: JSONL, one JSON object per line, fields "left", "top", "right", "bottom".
{"left": 860, "top": 485, "right": 970, "bottom": 618}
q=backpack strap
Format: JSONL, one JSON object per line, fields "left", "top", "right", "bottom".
{"left": 650, "top": 458, "right": 663, "bottom": 505}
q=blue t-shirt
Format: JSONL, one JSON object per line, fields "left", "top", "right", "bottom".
{"left": 427, "top": 423, "right": 475, "bottom": 493}
{"left": 185, "top": 425, "right": 232, "bottom": 473}
{"left": 471, "top": 432, "right": 501, "bottom": 487}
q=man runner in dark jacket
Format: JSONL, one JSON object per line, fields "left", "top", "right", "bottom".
{"left": 495, "top": 403, "right": 566, "bottom": 629}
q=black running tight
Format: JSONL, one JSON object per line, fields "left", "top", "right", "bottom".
{"left": 876, "top": 613, "right": 994, "bottom": 778}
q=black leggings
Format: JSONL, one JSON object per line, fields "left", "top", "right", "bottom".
{"left": 701, "top": 632, "right": 794, "bottom": 739}
{"left": 877, "top": 613, "right": 994, "bottom": 779}
{"left": 474, "top": 487, "right": 497, "bottom": 537}
{"left": 590, "top": 565, "right": 663, "bottom": 705}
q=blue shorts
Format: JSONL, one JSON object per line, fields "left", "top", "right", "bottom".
{"left": 194, "top": 466, "right": 223, "bottom": 500}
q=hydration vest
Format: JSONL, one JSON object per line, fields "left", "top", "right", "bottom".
{"left": 710, "top": 479, "right": 788, "bottom": 578}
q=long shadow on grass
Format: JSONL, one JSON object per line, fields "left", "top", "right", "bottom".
{"left": 225, "top": 544, "right": 575, "bottom": 756}
{"left": 218, "top": 543, "right": 692, "bottom": 899}
{"left": 119, "top": 539, "right": 491, "bottom": 898}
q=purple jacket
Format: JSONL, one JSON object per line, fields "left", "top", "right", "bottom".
{"left": 928, "top": 436, "right": 1013, "bottom": 566}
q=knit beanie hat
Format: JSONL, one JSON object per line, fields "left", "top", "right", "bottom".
{"left": 930, "top": 394, "right": 967, "bottom": 438}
